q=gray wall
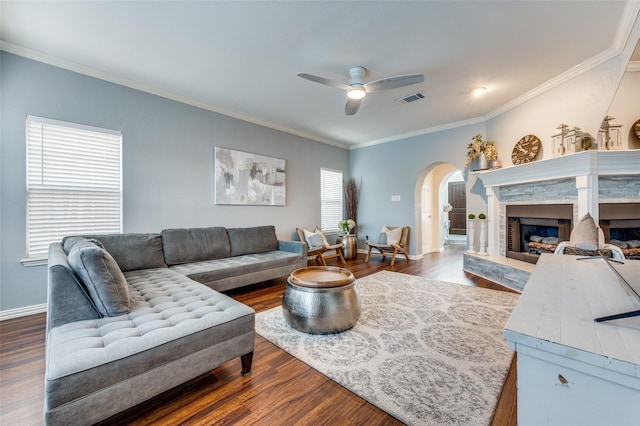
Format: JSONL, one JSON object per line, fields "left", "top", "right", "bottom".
{"left": 350, "top": 123, "right": 485, "bottom": 255}
{"left": 0, "top": 52, "right": 349, "bottom": 312}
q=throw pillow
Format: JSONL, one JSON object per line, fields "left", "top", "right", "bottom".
{"left": 306, "top": 233, "right": 325, "bottom": 249}
{"left": 382, "top": 226, "right": 403, "bottom": 246}
{"left": 377, "top": 232, "right": 388, "bottom": 244}
{"left": 62, "top": 236, "right": 104, "bottom": 254}
{"left": 569, "top": 213, "right": 600, "bottom": 251}
{"left": 68, "top": 240, "right": 130, "bottom": 317}
{"left": 303, "top": 229, "right": 327, "bottom": 249}
{"left": 313, "top": 227, "right": 330, "bottom": 246}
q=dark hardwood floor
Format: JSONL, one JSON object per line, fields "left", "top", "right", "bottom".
{"left": 0, "top": 245, "right": 517, "bottom": 426}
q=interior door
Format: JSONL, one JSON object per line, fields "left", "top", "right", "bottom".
{"left": 448, "top": 182, "right": 466, "bottom": 235}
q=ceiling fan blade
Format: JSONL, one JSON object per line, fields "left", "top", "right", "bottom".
{"left": 297, "top": 73, "right": 350, "bottom": 90}
{"left": 345, "top": 98, "right": 361, "bottom": 116}
{"left": 364, "top": 73, "right": 424, "bottom": 92}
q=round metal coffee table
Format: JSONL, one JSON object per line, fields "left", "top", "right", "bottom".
{"left": 282, "top": 266, "right": 361, "bottom": 334}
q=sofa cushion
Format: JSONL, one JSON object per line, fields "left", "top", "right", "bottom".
{"left": 170, "top": 250, "right": 300, "bottom": 284}
{"left": 161, "top": 227, "right": 230, "bottom": 266}
{"left": 67, "top": 240, "right": 130, "bottom": 316}
{"left": 70, "top": 233, "right": 168, "bottom": 272}
{"left": 227, "top": 226, "right": 278, "bottom": 257}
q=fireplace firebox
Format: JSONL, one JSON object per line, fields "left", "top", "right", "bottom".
{"left": 506, "top": 204, "right": 573, "bottom": 264}
{"left": 600, "top": 203, "right": 640, "bottom": 260}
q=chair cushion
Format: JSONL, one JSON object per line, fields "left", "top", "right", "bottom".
{"left": 67, "top": 240, "right": 130, "bottom": 317}
{"left": 569, "top": 213, "right": 599, "bottom": 251}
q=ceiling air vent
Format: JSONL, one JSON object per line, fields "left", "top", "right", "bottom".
{"left": 396, "top": 92, "right": 426, "bottom": 104}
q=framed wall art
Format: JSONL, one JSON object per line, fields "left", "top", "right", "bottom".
{"left": 214, "top": 147, "right": 286, "bottom": 205}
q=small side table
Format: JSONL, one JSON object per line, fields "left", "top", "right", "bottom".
{"left": 282, "top": 266, "right": 361, "bottom": 334}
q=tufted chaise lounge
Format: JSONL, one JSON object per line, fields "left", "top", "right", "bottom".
{"left": 44, "top": 226, "right": 305, "bottom": 425}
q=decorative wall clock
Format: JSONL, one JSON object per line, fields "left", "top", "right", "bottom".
{"left": 633, "top": 118, "right": 640, "bottom": 142}
{"left": 511, "top": 135, "right": 541, "bottom": 165}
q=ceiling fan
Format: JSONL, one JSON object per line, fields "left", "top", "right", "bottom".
{"left": 297, "top": 66, "right": 424, "bottom": 116}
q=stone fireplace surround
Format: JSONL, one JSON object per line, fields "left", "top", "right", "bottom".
{"left": 463, "top": 150, "right": 640, "bottom": 291}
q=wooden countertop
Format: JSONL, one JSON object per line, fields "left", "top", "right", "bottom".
{"left": 504, "top": 253, "right": 640, "bottom": 378}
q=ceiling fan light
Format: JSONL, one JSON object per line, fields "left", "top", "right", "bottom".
{"left": 472, "top": 87, "right": 487, "bottom": 97}
{"left": 347, "top": 87, "right": 366, "bottom": 100}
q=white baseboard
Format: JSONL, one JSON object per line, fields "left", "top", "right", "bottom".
{"left": 0, "top": 303, "right": 47, "bottom": 321}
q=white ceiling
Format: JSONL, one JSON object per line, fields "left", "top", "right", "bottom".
{"left": 0, "top": 1, "right": 635, "bottom": 149}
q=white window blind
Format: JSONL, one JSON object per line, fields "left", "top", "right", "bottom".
{"left": 26, "top": 116, "right": 122, "bottom": 260}
{"left": 320, "top": 168, "right": 343, "bottom": 232}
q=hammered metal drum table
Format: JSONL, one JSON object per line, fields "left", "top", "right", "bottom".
{"left": 282, "top": 266, "right": 361, "bottom": 334}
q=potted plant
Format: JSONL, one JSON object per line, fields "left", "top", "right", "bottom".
{"left": 468, "top": 213, "right": 476, "bottom": 220}
{"left": 478, "top": 213, "right": 486, "bottom": 220}
{"left": 466, "top": 134, "right": 497, "bottom": 170}
{"left": 338, "top": 219, "right": 356, "bottom": 234}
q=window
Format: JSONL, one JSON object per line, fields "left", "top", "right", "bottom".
{"left": 25, "top": 116, "right": 122, "bottom": 261}
{"left": 320, "top": 168, "right": 343, "bottom": 232}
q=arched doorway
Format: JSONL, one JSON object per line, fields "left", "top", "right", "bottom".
{"left": 414, "top": 163, "right": 464, "bottom": 256}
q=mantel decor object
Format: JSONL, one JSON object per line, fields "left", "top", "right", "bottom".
{"left": 598, "top": 115, "right": 623, "bottom": 150}
{"left": 466, "top": 134, "right": 497, "bottom": 171}
{"left": 551, "top": 123, "right": 569, "bottom": 157}
{"left": 511, "top": 134, "right": 541, "bottom": 165}
{"left": 633, "top": 118, "right": 640, "bottom": 142}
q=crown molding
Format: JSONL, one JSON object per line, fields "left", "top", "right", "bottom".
{"left": 613, "top": 0, "right": 640, "bottom": 52}
{"left": 0, "top": 41, "right": 349, "bottom": 150}
{"left": 351, "top": 116, "right": 486, "bottom": 150}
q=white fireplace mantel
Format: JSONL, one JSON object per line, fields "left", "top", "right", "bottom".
{"left": 474, "top": 150, "right": 640, "bottom": 189}
{"left": 473, "top": 150, "right": 640, "bottom": 257}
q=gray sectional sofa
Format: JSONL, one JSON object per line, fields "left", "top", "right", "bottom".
{"left": 45, "top": 225, "right": 305, "bottom": 425}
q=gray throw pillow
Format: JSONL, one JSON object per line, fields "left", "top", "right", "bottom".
{"left": 569, "top": 213, "right": 599, "bottom": 251}
{"left": 306, "top": 233, "right": 324, "bottom": 249}
{"left": 68, "top": 240, "right": 130, "bottom": 317}
{"left": 62, "top": 236, "right": 104, "bottom": 254}
{"left": 377, "top": 232, "right": 388, "bottom": 244}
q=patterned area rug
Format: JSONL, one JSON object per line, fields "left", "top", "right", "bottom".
{"left": 255, "top": 271, "right": 519, "bottom": 426}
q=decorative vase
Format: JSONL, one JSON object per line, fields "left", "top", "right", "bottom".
{"left": 466, "top": 219, "right": 476, "bottom": 254}
{"left": 478, "top": 219, "right": 488, "bottom": 255}
{"left": 476, "top": 152, "right": 488, "bottom": 170}
{"left": 342, "top": 234, "right": 358, "bottom": 260}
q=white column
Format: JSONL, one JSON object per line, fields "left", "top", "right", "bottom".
{"left": 576, "top": 174, "right": 599, "bottom": 222}
{"left": 486, "top": 186, "right": 499, "bottom": 256}
{"left": 466, "top": 219, "right": 476, "bottom": 254}
{"left": 478, "top": 219, "right": 488, "bottom": 255}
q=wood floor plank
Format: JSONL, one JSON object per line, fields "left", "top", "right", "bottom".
{"left": 0, "top": 245, "right": 517, "bottom": 426}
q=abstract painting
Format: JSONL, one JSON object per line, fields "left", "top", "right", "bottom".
{"left": 214, "top": 147, "right": 286, "bottom": 205}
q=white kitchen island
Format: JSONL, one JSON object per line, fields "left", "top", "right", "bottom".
{"left": 504, "top": 253, "right": 640, "bottom": 426}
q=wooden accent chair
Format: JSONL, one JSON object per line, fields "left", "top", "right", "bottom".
{"left": 365, "top": 226, "right": 410, "bottom": 266}
{"left": 296, "top": 227, "right": 346, "bottom": 266}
